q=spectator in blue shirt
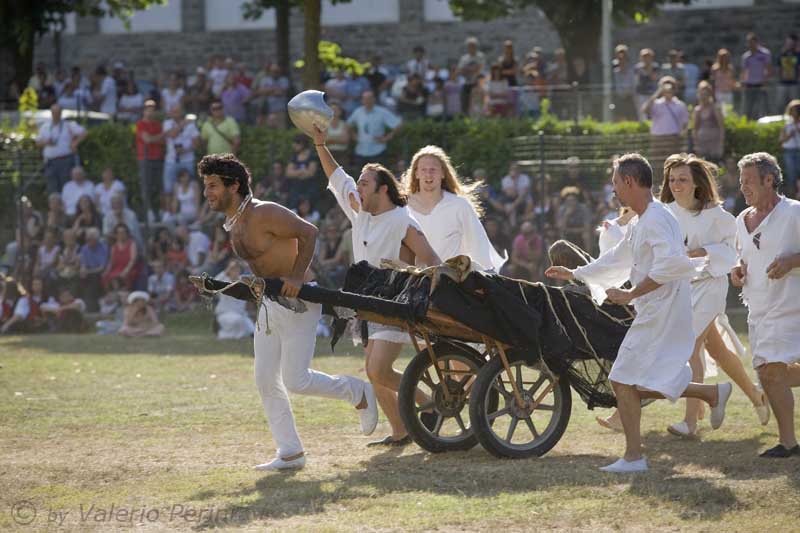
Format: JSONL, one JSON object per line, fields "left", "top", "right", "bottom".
{"left": 346, "top": 91, "right": 402, "bottom": 169}
{"left": 78, "top": 227, "right": 108, "bottom": 312}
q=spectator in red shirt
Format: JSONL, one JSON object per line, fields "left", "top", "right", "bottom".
{"left": 509, "top": 221, "right": 544, "bottom": 281}
{"left": 135, "top": 99, "right": 165, "bottom": 200}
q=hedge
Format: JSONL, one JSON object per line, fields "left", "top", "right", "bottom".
{"left": 0, "top": 114, "right": 785, "bottom": 210}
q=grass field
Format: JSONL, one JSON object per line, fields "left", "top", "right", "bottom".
{"left": 1, "top": 311, "right": 799, "bottom": 532}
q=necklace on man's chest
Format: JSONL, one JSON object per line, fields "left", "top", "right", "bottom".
{"left": 223, "top": 194, "right": 253, "bottom": 232}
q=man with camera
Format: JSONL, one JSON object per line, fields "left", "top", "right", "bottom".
{"left": 642, "top": 76, "right": 689, "bottom": 176}
{"left": 162, "top": 105, "right": 200, "bottom": 194}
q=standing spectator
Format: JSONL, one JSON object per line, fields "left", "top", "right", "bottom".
{"left": 147, "top": 259, "right": 175, "bottom": 313}
{"left": 78, "top": 227, "right": 108, "bottom": 312}
{"left": 776, "top": 34, "right": 800, "bottom": 112}
{"left": 711, "top": 48, "right": 737, "bottom": 113}
{"left": 94, "top": 167, "right": 126, "bottom": 217}
{"left": 780, "top": 99, "right": 800, "bottom": 198}
{"left": 692, "top": 81, "right": 726, "bottom": 163}
{"left": 254, "top": 161, "right": 290, "bottom": 205}
{"left": 426, "top": 78, "right": 446, "bottom": 120}
{"left": 256, "top": 64, "right": 290, "bottom": 128}
{"left": 201, "top": 99, "right": 241, "bottom": 155}
{"left": 208, "top": 56, "right": 230, "bottom": 97}
{"left": 36, "top": 103, "right": 87, "bottom": 194}
{"left": 0, "top": 278, "right": 47, "bottom": 335}
{"left": 486, "top": 64, "right": 511, "bottom": 117}
{"left": 406, "top": 46, "right": 430, "bottom": 79}
{"left": 61, "top": 166, "right": 94, "bottom": 218}
{"left": 162, "top": 105, "right": 200, "bottom": 193}
{"left": 118, "top": 291, "right": 164, "bottom": 337}
{"left": 660, "top": 49, "right": 687, "bottom": 100}
{"left": 344, "top": 70, "right": 371, "bottom": 116}
{"left": 443, "top": 65, "right": 464, "bottom": 118}
{"left": 324, "top": 69, "right": 348, "bottom": 106}
{"left": 740, "top": 32, "right": 772, "bottom": 119}
{"left": 517, "top": 71, "right": 542, "bottom": 118}
{"left": 457, "top": 37, "right": 486, "bottom": 114}
{"left": 92, "top": 66, "right": 117, "bottom": 116}
{"left": 314, "top": 223, "right": 348, "bottom": 288}
{"left": 468, "top": 74, "right": 487, "bottom": 118}
{"left": 397, "top": 73, "right": 427, "bottom": 120}
{"left": 346, "top": 91, "right": 401, "bottom": 168}
{"left": 160, "top": 72, "right": 185, "bottom": 113}
{"left": 325, "top": 103, "right": 352, "bottom": 167}
{"left": 185, "top": 67, "right": 213, "bottom": 118}
{"left": 642, "top": 77, "right": 689, "bottom": 170}
{"left": 679, "top": 50, "right": 701, "bottom": 104}
{"left": 57, "top": 81, "right": 89, "bottom": 112}
{"left": 41, "top": 286, "right": 88, "bottom": 333}
{"left": 102, "top": 223, "right": 141, "bottom": 290}
{"left": 501, "top": 162, "right": 531, "bottom": 228}
{"left": 102, "top": 195, "right": 142, "bottom": 246}
{"left": 172, "top": 170, "right": 201, "bottom": 225}
{"left": 220, "top": 72, "right": 251, "bottom": 123}
{"left": 366, "top": 54, "right": 391, "bottom": 96}
{"left": 612, "top": 44, "right": 637, "bottom": 121}
{"left": 498, "top": 40, "right": 519, "bottom": 86}
{"left": 214, "top": 260, "right": 255, "bottom": 340}
{"left": 633, "top": 48, "right": 660, "bottom": 121}
{"left": 117, "top": 78, "right": 144, "bottom": 123}
{"left": 509, "top": 221, "right": 543, "bottom": 282}
{"left": 285, "top": 135, "right": 321, "bottom": 206}
{"left": 136, "top": 99, "right": 165, "bottom": 199}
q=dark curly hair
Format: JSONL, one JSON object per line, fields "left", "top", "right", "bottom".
{"left": 197, "top": 153, "right": 252, "bottom": 197}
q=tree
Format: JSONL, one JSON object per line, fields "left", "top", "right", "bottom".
{"left": 448, "top": 0, "right": 687, "bottom": 79}
{"left": 0, "top": 0, "right": 164, "bottom": 96}
{"left": 242, "top": 0, "right": 351, "bottom": 91}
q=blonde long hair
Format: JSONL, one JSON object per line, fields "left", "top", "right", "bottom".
{"left": 402, "top": 145, "right": 483, "bottom": 217}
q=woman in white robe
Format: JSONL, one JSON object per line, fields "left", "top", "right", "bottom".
{"left": 660, "top": 154, "right": 769, "bottom": 436}
{"left": 403, "top": 145, "right": 506, "bottom": 272}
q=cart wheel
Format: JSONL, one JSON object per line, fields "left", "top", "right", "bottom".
{"left": 469, "top": 352, "right": 571, "bottom": 459}
{"left": 399, "top": 341, "right": 495, "bottom": 453}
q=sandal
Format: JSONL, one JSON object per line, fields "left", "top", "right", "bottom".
{"left": 667, "top": 421, "right": 699, "bottom": 438}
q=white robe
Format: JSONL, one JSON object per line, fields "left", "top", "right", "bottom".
{"left": 328, "top": 166, "right": 422, "bottom": 343}
{"left": 409, "top": 191, "right": 507, "bottom": 271}
{"left": 575, "top": 200, "right": 700, "bottom": 401}
{"left": 736, "top": 196, "right": 800, "bottom": 368}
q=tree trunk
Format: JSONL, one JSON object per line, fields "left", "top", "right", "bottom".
{"left": 14, "top": 31, "right": 35, "bottom": 95}
{"left": 275, "top": 0, "right": 290, "bottom": 78}
{"left": 302, "top": 0, "right": 321, "bottom": 90}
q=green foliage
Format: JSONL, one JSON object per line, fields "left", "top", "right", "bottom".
{"left": 293, "top": 40, "right": 370, "bottom": 75}
{"left": 16, "top": 87, "right": 39, "bottom": 138}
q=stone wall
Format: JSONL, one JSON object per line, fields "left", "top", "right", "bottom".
{"left": 32, "top": 0, "right": 560, "bottom": 81}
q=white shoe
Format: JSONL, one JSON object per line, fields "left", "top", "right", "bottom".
{"left": 667, "top": 421, "right": 698, "bottom": 438}
{"left": 359, "top": 383, "right": 379, "bottom": 436}
{"left": 599, "top": 457, "right": 649, "bottom": 473}
{"left": 253, "top": 454, "right": 306, "bottom": 472}
{"left": 710, "top": 382, "right": 732, "bottom": 430}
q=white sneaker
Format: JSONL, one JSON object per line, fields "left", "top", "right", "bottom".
{"left": 359, "top": 383, "right": 379, "bottom": 436}
{"left": 599, "top": 457, "right": 649, "bottom": 473}
{"left": 710, "top": 382, "right": 733, "bottom": 430}
{"left": 253, "top": 454, "right": 306, "bottom": 472}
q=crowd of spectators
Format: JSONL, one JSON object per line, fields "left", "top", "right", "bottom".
{"left": 2, "top": 31, "right": 799, "bottom": 337}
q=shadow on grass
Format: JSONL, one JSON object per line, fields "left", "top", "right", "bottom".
{"left": 189, "top": 440, "right": 756, "bottom": 529}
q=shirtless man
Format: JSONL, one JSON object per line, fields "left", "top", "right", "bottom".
{"left": 199, "top": 153, "right": 378, "bottom": 471}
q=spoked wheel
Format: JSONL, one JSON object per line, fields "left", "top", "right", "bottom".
{"left": 398, "top": 341, "right": 496, "bottom": 453}
{"left": 469, "top": 353, "right": 571, "bottom": 459}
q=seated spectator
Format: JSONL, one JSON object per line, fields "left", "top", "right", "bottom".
{"left": 56, "top": 228, "right": 81, "bottom": 288}
{"left": 102, "top": 223, "right": 141, "bottom": 290}
{"left": 41, "top": 286, "right": 88, "bottom": 333}
{"left": 166, "top": 237, "right": 189, "bottom": 274}
{"left": 117, "top": 78, "right": 144, "bottom": 123}
{"left": 208, "top": 225, "right": 232, "bottom": 275}
{"left": 397, "top": 73, "right": 428, "bottom": 120}
{"left": 484, "top": 217, "right": 511, "bottom": 268}
{"left": 173, "top": 170, "right": 201, "bottom": 225}
{"left": 62, "top": 166, "right": 95, "bottom": 218}
{"left": 118, "top": 291, "right": 164, "bottom": 337}
{"left": 285, "top": 135, "right": 320, "bottom": 207}
{"left": 344, "top": 70, "right": 371, "bottom": 116}
{"left": 500, "top": 162, "right": 532, "bottom": 228}
{"left": 173, "top": 269, "right": 198, "bottom": 311}
{"left": 175, "top": 224, "right": 211, "bottom": 275}
{"left": 214, "top": 260, "right": 254, "bottom": 340}
{"left": 185, "top": 67, "right": 212, "bottom": 118}
{"left": 0, "top": 277, "right": 22, "bottom": 329}
{"left": 78, "top": 227, "right": 108, "bottom": 312}
{"left": 45, "top": 193, "right": 68, "bottom": 232}
{"left": 255, "top": 63, "right": 290, "bottom": 128}
{"left": 294, "top": 196, "right": 320, "bottom": 226}
{"left": 102, "top": 194, "right": 142, "bottom": 245}
{"left": 149, "top": 192, "right": 179, "bottom": 227}
{"left": 148, "top": 227, "right": 173, "bottom": 264}
{"left": 95, "top": 276, "right": 127, "bottom": 335}
{"left": 1, "top": 278, "right": 47, "bottom": 334}
{"left": 147, "top": 259, "right": 175, "bottom": 313}
{"left": 33, "top": 227, "right": 61, "bottom": 282}
{"left": 94, "top": 167, "right": 126, "bottom": 217}
{"left": 70, "top": 195, "right": 101, "bottom": 242}
{"left": 509, "top": 221, "right": 544, "bottom": 282}
{"left": 556, "top": 186, "right": 593, "bottom": 251}
{"left": 314, "top": 222, "right": 348, "bottom": 288}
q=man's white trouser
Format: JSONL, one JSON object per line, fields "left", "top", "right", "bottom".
{"left": 254, "top": 297, "right": 366, "bottom": 458}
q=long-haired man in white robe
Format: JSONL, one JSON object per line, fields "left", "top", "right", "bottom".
{"left": 546, "top": 153, "right": 732, "bottom": 473}
{"left": 731, "top": 152, "right": 800, "bottom": 458}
